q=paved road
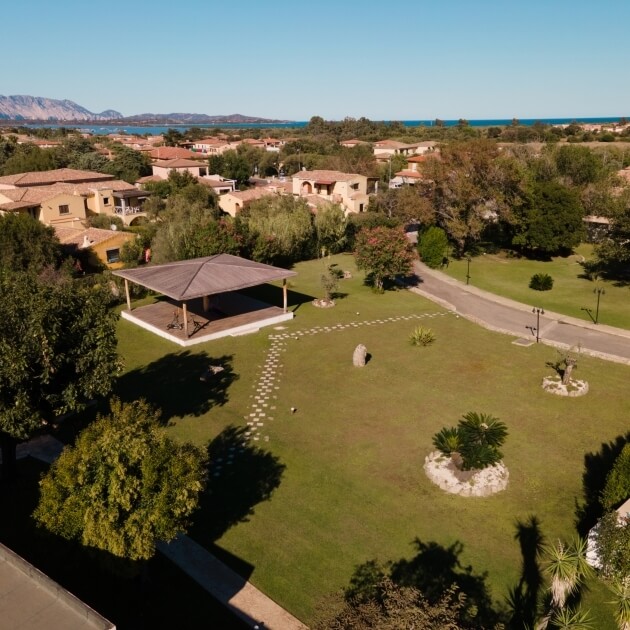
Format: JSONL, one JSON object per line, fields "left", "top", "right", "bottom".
{"left": 411, "top": 261, "right": 630, "bottom": 365}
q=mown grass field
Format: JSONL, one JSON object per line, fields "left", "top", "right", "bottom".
{"left": 116, "top": 253, "right": 628, "bottom": 627}
{"left": 443, "top": 244, "right": 630, "bottom": 329}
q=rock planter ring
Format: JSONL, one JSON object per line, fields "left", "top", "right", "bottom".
{"left": 312, "top": 298, "right": 335, "bottom": 308}
{"left": 423, "top": 451, "right": 509, "bottom": 497}
{"left": 541, "top": 375, "right": 589, "bottom": 397}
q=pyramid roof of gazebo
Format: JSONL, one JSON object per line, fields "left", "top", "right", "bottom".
{"left": 113, "top": 254, "right": 296, "bottom": 301}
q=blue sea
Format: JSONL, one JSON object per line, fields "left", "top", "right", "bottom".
{"left": 20, "top": 117, "right": 627, "bottom": 136}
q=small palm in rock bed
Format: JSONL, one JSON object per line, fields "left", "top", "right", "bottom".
{"left": 432, "top": 412, "right": 508, "bottom": 471}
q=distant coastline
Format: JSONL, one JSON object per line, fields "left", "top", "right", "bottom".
{"left": 1, "top": 116, "right": 627, "bottom": 136}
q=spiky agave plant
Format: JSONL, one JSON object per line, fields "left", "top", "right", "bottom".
{"left": 548, "top": 606, "right": 594, "bottom": 629}
{"left": 609, "top": 578, "right": 630, "bottom": 630}
{"left": 543, "top": 538, "right": 592, "bottom": 610}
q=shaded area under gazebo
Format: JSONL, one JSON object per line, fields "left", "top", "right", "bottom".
{"left": 113, "top": 255, "right": 297, "bottom": 346}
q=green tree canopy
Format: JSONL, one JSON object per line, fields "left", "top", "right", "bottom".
{"left": 243, "top": 195, "right": 315, "bottom": 264}
{"left": 601, "top": 443, "right": 630, "bottom": 511}
{"left": 512, "top": 181, "right": 584, "bottom": 254}
{"left": 0, "top": 213, "right": 62, "bottom": 273}
{"left": 103, "top": 144, "right": 151, "bottom": 183}
{"left": 34, "top": 398, "right": 207, "bottom": 561}
{"left": 354, "top": 226, "right": 415, "bottom": 291}
{"left": 314, "top": 202, "right": 346, "bottom": 255}
{"left": 0, "top": 272, "right": 120, "bottom": 477}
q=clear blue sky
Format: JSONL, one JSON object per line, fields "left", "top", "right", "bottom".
{"left": 1, "top": 0, "right": 628, "bottom": 120}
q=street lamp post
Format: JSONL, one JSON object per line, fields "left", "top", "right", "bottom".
{"left": 466, "top": 256, "right": 472, "bottom": 285}
{"left": 526, "top": 307, "right": 545, "bottom": 343}
{"left": 581, "top": 287, "right": 605, "bottom": 324}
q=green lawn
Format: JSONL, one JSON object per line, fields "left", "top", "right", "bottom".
{"left": 442, "top": 244, "right": 630, "bottom": 329}
{"left": 115, "top": 253, "right": 628, "bottom": 627}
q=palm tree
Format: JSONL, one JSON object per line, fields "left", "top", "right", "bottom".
{"left": 549, "top": 607, "right": 594, "bottom": 629}
{"left": 543, "top": 538, "right": 592, "bottom": 609}
{"left": 610, "top": 578, "right": 630, "bottom": 630}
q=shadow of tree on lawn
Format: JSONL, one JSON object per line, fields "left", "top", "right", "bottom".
{"left": 190, "top": 425, "right": 285, "bottom": 545}
{"left": 575, "top": 431, "right": 630, "bottom": 536}
{"left": 506, "top": 515, "right": 544, "bottom": 629}
{"left": 344, "top": 538, "right": 505, "bottom": 628}
{"left": 116, "top": 352, "right": 238, "bottom": 425}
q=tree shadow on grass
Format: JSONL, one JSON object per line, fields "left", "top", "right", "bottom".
{"left": 190, "top": 425, "right": 285, "bottom": 545}
{"left": 575, "top": 431, "right": 630, "bottom": 536}
{"left": 506, "top": 515, "right": 544, "bottom": 629}
{"left": 345, "top": 538, "right": 505, "bottom": 628}
{"left": 116, "top": 352, "right": 237, "bottom": 425}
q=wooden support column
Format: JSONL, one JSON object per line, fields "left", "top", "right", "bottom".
{"left": 124, "top": 279, "right": 132, "bottom": 311}
{"left": 183, "top": 302, "right": 189, "bottom": 338}
{"left": 282, "top": 278, "right": 288, "bottom": 313}
{"left": 202, "top": 295, "right": 210, "bottom": 312}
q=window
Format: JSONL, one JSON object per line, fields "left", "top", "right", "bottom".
{"left": 102, "top": 197, "right": 110, "bottom": 205}
{"left": 59, "top": 204, "right": 69, "bottom": 215}
{"left": 106, "top": 248, "right": 120, "bottom": 264}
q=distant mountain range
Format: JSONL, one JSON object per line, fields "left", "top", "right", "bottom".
{"left": 0, "top": 95, "right": 289, "bottom": 124}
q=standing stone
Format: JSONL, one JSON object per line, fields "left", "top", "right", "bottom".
{"left": 353, "top": 344, "right": 367, "bottom": 367}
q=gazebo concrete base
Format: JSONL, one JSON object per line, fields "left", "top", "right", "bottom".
{"left": 120, "top": 296, "right": 294, "bottom": 346}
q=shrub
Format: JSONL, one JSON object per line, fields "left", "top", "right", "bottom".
{"left": 529, "top": 273, "right": 554, "bottom": 291}
{"left": 601, "top": 443, "right": 630, "bottom": 510}
{"left": 432, "top": 412, "right": 507, "bottom": 471}
{"left": 418, "top": 226, "right": 449, "bottom": 269}
{"left": 409, "top": 326, "right": 435, "bottom": 347}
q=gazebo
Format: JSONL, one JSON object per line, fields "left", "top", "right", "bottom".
{"left": 113, "top": 254, "right": 297, "bottom": 345}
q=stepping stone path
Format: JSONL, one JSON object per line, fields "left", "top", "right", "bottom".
{"left": 211, "top": 311, "right": 453, "bottom": 476}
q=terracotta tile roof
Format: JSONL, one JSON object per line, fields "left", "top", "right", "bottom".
{"left": 229, "top": 188, "right": 280, "bottom": 202}
{"left": 395, "top": 170, "right": 423, "bottom": 179}
{"left": 374, "top": 140, "right": 410, "bottom": 149}
{"left": 406, "top": 155, "right": 428, "bottom": 163}
{"left": 0, "top": 180, "right": 136, "bottom": 204}
{"left": 0, "top": 168, "right": 113, "bottom": 187}
{"left": 153, "top": 158, "right": 205, "bottom": 168}
{"left": 292, "top": 169, "right": 362, "bottom": 182}
{"left": 136, "top": 175, "right": 162, "bottom": 184}
{"left": 54, "top": 226, "right": 132, "bottom": 248}
{"left": 149, "top": 147, "right": 201, "bottom": 160}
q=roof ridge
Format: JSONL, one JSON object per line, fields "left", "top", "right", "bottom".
{"left": 179, "top": 254, "right": 221, "bottom": 299}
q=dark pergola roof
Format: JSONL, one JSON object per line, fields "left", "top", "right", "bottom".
{"left": 113, "top": 254, "right": 296, "bottom": 301}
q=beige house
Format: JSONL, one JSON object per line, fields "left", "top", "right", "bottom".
{"left": 219, "top": 186, "right": 284, "bottom": 217}
{"left": 0, "top": 168, "right": 149, "bottom": 227}
{"left": 149, "top": 146, "right": 204, "bottom": 161}
{"left": 389, "top": 155, "right": 429, "bottom": 188}
{"left": 192, "top": 138, "right": 236, "bottom": 155}
{"left": 152, "top": 158, "right": 209, "bottom": 180}
{"left": 292, "top": 169, "right": 370, "bottom": 214}
{"left": 55, "top": 226, "right": 137, "bottom": 269}
{"left": 373, "top": 139, "right": 439, "bottom": 162}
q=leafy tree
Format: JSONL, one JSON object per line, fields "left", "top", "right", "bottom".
{"left": 163, "top": 128, "right": 184, "bottom": 146}
{"left": 601, "top": 444, "right": 630, "bottom": 510}
{"left": 103, "top": 144, "right": 151, "bottom": 183}
{"left": 151, "top": 204, "right": 240, "bottom": 264}
{"left": 555, "top": 145, "right": 605, "bottom": 186}
{"left": 512, "top": 181, "right": 584, "bottom": 254}
{"left": 215, "top": 149, "right": 251, "bottom": 186}
{"left": 422, "top": 139, "right": 527, "bottom": 253}
{"left": 368, "top": 186, "right": 434, "bottom": 225}
{"left": 243, "top": 195, "right": 315, "bottom": 265}
{"left": 593, "top": 512, "right": 630, "bottom": 582}
{"left": 595, "top": 192, "right": 630, "bottom": 269}
{"left": 34, "top": 398, "right": 207, "bottom": 561}
{"left": 354, "top": 226, "right": 415, "bottom": 291}
{"left": 419, "top": 226, "right": 449, "bottom": 268}
{"left": 316, "top": 578, "right": 471, "bottom": 629}
{"left": 0, "top": 272, "right": 120, "bottom": 478}
{"left": 0, "top": 213, "right": 62, "bottom": 272}
{"left": 314, "top": 202, "right": 346, "bottom": 255}
{"left": 1, "top": 144, "right": 59, "bottom": 174}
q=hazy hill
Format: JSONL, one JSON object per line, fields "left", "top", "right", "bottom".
{"left": 0, "top": 95, "right": 122, "bottom": 121}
